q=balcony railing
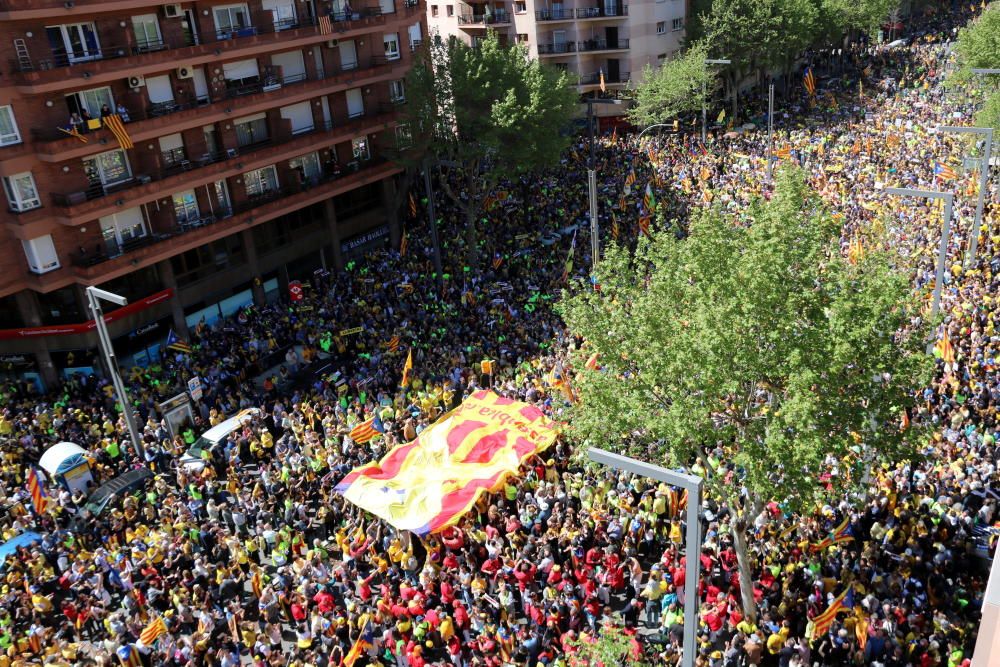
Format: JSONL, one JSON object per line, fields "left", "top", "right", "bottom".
{"left": 537, "top": 42, "right": 576, "bottom": 54}
{"left": 12, "top": 9, "right": 384, "bottom": 73}
{"left": 29, "top": 56, "right": 392, "bottom": 144}
{"left": 576, "top": 5, "right": 628, "bottom": 17}
{"left": 578, "top": 71, "right": 630, "bottom": 85}
{"left": 576, "top": 38, "right": 629, "bottom": 51}
{"left": 51, "top": 106, "right": 397, "bottom": 210}
{"left": 71, "top": 157, "right": 390, "bottom": 268}
{"left": 535, "top": 8, "right": 574, "bottom": 20}
{"left": 457, "top": 11, "right": 511, "bottom": 25}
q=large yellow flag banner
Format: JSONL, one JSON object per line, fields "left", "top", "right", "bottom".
{"left": 336, "top": 390, "right": 560, "bottom": 535}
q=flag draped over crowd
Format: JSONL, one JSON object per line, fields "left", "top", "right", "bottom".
{"left": 336, "top": 391, "right": 560, "bottom": 535}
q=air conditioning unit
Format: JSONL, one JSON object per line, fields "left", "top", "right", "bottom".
{"left": 176, "top": 65, "right": 194, "bottom": 79}
{"left": 127, "top": 74, "right": 145, "bottom": 88}
{"left": 163, "top": 4, "right": 182, "bottom": 17}
{"left": 327, "top": 39, "right": 339, "bottom": 48}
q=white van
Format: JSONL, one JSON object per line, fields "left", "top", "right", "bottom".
{"left": 179, "top": 408, "right": 261, "bottom": 471}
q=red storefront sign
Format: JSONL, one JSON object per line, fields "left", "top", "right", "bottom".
{"left": 0, "top": 288, "right": 174, "bottom": 340}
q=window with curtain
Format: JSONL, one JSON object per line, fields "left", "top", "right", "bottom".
{"left": 244, "top": 166, "right": 278, "bottom": 196}
{"left": 234, "top": 114, "right": 269, "bottom": 147}
{"left": 131, "top": 14, "right": 163, "bottom": 51}
{"left": 0, "top": 106, "right": 21, "bottom": 145}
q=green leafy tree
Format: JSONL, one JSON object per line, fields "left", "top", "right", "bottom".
{"left": 402, "top": 32, "right": 577, "bottom": 264}
{"left": 628, "top": 42, "right": 714, "bottom": 127}
{"left": 559, "top": 167, "right": 933, "bottom": 622}
{"left": 822, "top": 0, "right": 899, "bottom": 35}
{"left": 564, "top": 623, "right": 651, "bottom": 667}
{"left": 976, "top": 91, "right": 1000, "bottom": 132}
{"left": 953, "top": 5, "right": 1000, "bottom": 80}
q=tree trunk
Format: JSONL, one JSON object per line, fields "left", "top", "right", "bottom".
{"left": 729, "top": 72, "right": 739, "bottom": 123}
{"left": 464, "top": 205, "right": 479, "bottom": 268}
{"left": 731, "top": 519, "right": 758, "bottom": 624}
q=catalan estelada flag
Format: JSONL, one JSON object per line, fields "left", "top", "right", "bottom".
{"left": 803, "top": 67, "right": 817, "bottom": 97}
{"left": 624, "top": 168, "right": 636, "bottom": 192}
{"left": 26, "top": 468, "right": 46, "bottom": 515}
{"left": 103, "top": 114, "right": 133, "bottom": 150}
{"left": 935, "top": 329, "right": 956, "bottom": 365}
{"left": 349, "top": 416, "right": 385, "bottom": 444}
{"left": 408, "top": 191, "right": 418, "bottom": 218}
{"left": 812, "top": 516, "right": 854, "bottom": 551}
{"left": 385, "top": 335, "right": 401, "bottom": 353}
{"left": 138, "top": 617, "right": 167, "bottom": 646}
{"left": 934, "top": 161, "right": 958, "bottom": 181}
{"left": 116, "top": 644, "right": 143, "bottom": 667}
{"left": 807, "top": 587, "right": 853, "bottom": 640}
{"left": 336, "top": 391, "right": 560, "bottom": 535}
{"left": 344, "top": 621, "right": 374, "bottom": 667}
{"left": 165, "top": 329, "right": 192, "bottom": 354}
{"left": 643, "top": 182, "right": 656, "bottom": 213}
{"left": 638, "top": 215, "right": 652, "bottom": 239}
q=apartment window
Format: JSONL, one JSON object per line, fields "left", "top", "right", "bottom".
{"left": 446, "top": 4, "right": 453, "bottom": 16}
{"left": 656, "top": 21, "right": 665, "bottom": 35}
{"left": 289, "top": 152, "right": 322, "bottom": 184}
{"left": 45, "top": 23, "right": 101, "bottom": 63}
{"left": 212, "top": 180, "right": 232, "bottom": 215}
{"left": 395, "top": 124, "right": 412, "bottom": 149}
{"left": 213, "top": 4, "right": 252, "bottom": 36}
{"left": 99, "top": 208, "right": 147, "bottom": 250}
{"left": 280, "top": 101, "right": 315, "bottom": 135}
{"left": 672, "top": 17, "right": 684, "bottom": 30}
{"left": 514, "top": 1, "right": 526, "bottom": 12}
{"left": 84, "top": 149, "right": 131, "bottom": 187}
{"left": 222, "top": 59, "right": 261, "bottom": 88}
{"left": 3, "top": 172, "right": 41, "bottom": 212}
{"left": 389, "top": 79, "right": 406, "bottom": 103}
{"left": 262, "top": 0, "right": 297, "bottom": 30}
{"left": 352, "top": 136, "right": 370, "bottom": 161}
{"left": 516, "top": 33, "right": 528, "bottom": 43}
{"left": 0, "top": 106, "right": 22, "bottom": 146}
{"left": 65, "top": 86, "right": 114, "bottom": 119}
{"left": 131, "top": 14, "right": 163, "bottom": 51}
{"left": 384, "top": 33, "right": 401, "bottom": 60}
{"left": 378, "top": 0, "right": 396, "bottom": 15}
{"left": 346, "top": 88, "right": 365, "bottom": 118}
{"left": 173, "top": 190, "right": 201, "bottom": 224}
{"left": 22, "top": 236, "right": 60, "bottom": 274}
{"left": 244, "top": 165, "right": 279, "bottom": 196}
{"left": 431, "top": 5, "right": 438, "bottom": 16}
{"left": 234, "top": 113, "right": 269, "bottom": 148}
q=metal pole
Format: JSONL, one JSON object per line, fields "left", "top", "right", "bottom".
{"left": 588, "top": 100, "right": 599, "bottom": 272}
{"left": 970, "top": 129, "right": 992, "bottom": 266}
{"left": 588, "top": 448, "right": 703, "bottom": 667}
{"left": 766, "top": 83, "right": 774, "bottom": 183}
{"left": 421, "top": 158, "right": 444, "bottom": 289}
{"left": 937, "top": 194, "right": 953, "bottom": 320}
{"left": 86, "top": 288, "right": 145, "bottom": 462}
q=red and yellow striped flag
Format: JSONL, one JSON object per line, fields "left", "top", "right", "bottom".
{"left": 139, "top": 616, "right": 167, "bottom": 646}
{"left": 318, "top": 15, "right": 333, "bottom": 35}
{"left": 401, "top": 348, "right": 413, "bottom": 387}
{"left": 251, "top": 570, "right": 263, "bottom": 598}
{"left": 808, "top": 587, "right": 852, "bottom": 640}
{"left": 103, "top": 114, "right": 133, "bottom": 150}
{"left": 935, "top": 329, "right": 956, "bottom": 365}
{"left": 349, "top": 417, "right": 382, "bottom": 444}
{"left": 26, "top": 468, "right": 47, "bottom": 515}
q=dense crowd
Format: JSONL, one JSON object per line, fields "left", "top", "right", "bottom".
{"left": 1, "top": 3, "right": 999, "bottom": 666}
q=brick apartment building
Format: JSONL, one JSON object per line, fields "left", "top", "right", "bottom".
{"left": 0, "top": 0, "right": 425, "bottom": 389}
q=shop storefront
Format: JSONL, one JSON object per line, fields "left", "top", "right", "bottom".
{"left": 341, "top": 225, "right": 390, "bottom": 261}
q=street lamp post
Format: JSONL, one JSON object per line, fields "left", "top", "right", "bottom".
{"left": 85, "top": 286, "right": 146, "bottom": 462}
{"left": 588, "top": 448, "right": 703, "bottom": 667}
{"left": 702, "top": 58, "right": 731, "bottom": 144}
{"left": 884, "top": 188, "right": 954, "bottom": 322}
{"left": 585, "top": 98, "right": 622, "bottom": 273}
{"left": 938, "top": 126, "right": 993, "bottom": 267}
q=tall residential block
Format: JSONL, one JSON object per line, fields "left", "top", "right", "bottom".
{"left": 0, "top": 0, "right": 425, "bottom": 389}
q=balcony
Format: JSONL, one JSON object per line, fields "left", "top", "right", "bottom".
{"left": 9, "top": 9, "right": 389, "bottom": 93}
{"left": 576, "top": 38, "right": 629, "bottom": 52}
{"left": 535, "top": 8, "right": 575, "bottom": 20}
{"left": 457, "top": 11, "right": 511, "bottom": 26}
{"left": 29, "top": 56, "right": 396, "bottom": 159}
{"left": 537, "top": 42, "right": 577, "bottom": 55}
{"left": 576, "top": 6, "right": 628, "bottom": 18}
{"left": 71, "top": 157, "right": 399, "bottom": 278}
{"left": 50, "top": 104, "right": 399, "bottom": 216}
{"left": 578, "top": 71, "right": 630, "bottom": 85}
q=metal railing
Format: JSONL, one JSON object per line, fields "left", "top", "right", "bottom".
{"left": 576, "top": 5, "right": 628, "bottom": 17}
{"left": 51, "top": 106, "right": 398, "bottom": 209}
{"left": 576, "top": 38, "right": 629, "bottom": 51}
{"left": 72, "top": 156, "right": 390, "bottom": 268}
{"left": 457, "top": 11, "right": 511, "bottom": 24}
{"left": 537, "top": 42, "right": 576, "bottom": 54}
{"left": 578, "top": 70, "right": 629, "bottom": 85}
{"left": 535, "top": 8, "right": 574, "bottom": 19}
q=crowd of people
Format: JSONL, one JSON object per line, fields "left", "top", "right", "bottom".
{"left": 1, "top": 2, "right": 999, "bottom": 666}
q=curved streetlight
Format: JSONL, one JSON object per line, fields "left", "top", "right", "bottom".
{"left": 636, "top": 123, "right": 675, "bottom": 140}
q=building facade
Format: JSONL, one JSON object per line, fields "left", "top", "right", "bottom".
{"left": 0, "top": 0, "right": 425, "bottom": 389}
{"left": 426, "top": 0, "right": 687, "bottom": 97}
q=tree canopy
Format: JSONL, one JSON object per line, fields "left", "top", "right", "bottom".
{"left": 402, "top": 32, "right": 577, "bottom": 262}
{"left": 953, "top": 5, "right": 1000, "bottom": 79}
{"left": 627, "top": 42, "right": 714, "bottom": 127}
{"left": 559, "top": 167, "right": 933, "bottom": 619}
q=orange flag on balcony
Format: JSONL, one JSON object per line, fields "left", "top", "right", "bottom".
{"left": 103, "top": 114, "right": 133, "bottom": 150}
{"left": 319, "top": 15, "right": 333, "bottom": 35}
{"left": 599, "top": 69, "right": 606, "bottom": 92}
{"left": 58, "top": 125, "right": 88, "bottom": 143}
